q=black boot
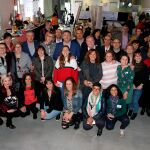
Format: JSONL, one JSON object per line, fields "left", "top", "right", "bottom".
{"left": 146, "top": 109, "right": 150, "bottom": 116}
{"left": 130, "top": 113, "right": 137, "bottom": 120}
{"left": 140, "top": 108, "right": 145, "bottom": 115}
{"left": 6, "top": 123, "right": 16, "bottom": 129}
{"left": 33, "top": 113, "right": 37, "bottom": 119}
{"left": 127, "top": 110, "right": 133, "bottom": 117}
{"left": 0, "top": 118, "right": 3, "bottom": 125}
{"left": 97, "top": 128, "right": 102, "bottom": 136}
{"left": 55, "top": 114, "right": 60, "bottom": 121}
{"left": 74, "top": 122, "right": 80, "bottom": 129}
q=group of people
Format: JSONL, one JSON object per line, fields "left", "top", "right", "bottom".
{"left": 0, "top": 12, "right": 150, "bottom": 138}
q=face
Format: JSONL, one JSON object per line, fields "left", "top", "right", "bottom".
{"left": 136, "top": 29, "right": 142, "bottom": 36}
{"left": 104, "top": 36, "right": 111, "bottom": 46}
{"left": 126, "top": 45, "right": 134, "bottom": 54}
{"left": 38, "top": 48, "right": 45, "bottom": 57}
{"left": 113, "top": 39, "right": 121, "bottom": 49}
{"left": 3, "top": 77, "right": 11, "bottom": 87}
{"left": 26, "top": 32, "right": 34, "bottom": 42}
{"left": 95, "top": 31, "right": 100, "bottom": 38}
{"left": 132, "top": 43, "right": 139, "bottom": 50}
{"left": 46, "top": 81, "right": 53, "bottom": 90}
{"left": 15, "top": 44, "right": 22, "bottom": 54}
{"left": 93, "top": 86, "right": 101, "bottom": 96}
{"left": 0, "top": 44, "right": 6, "bottom": 56}
{"left": 86, "top": 37, "right": 95, "bottom": 48}
{"left": 66, "top": 80, "right": 73, "bottom": 91}
{"left": 134, "top": 53, "right": 142, "bottom": 63}
{"left": 120, "top": 56, "right": 128, "bottom": 66}
{"left": 62, "top": 47, "right": 69, "bottom": 58}
{"left": 4, "top": 37, "right": 12, "bottom": 44}
{"left": 55, "top": 29, "right": 62, "bottom": 39}
{"left": 76, "top": 30, "right": 83, "bottom": 40}
{"left": 25, "top": 75, "right": 32, "bottom": 85}
{"left": 63, "top": 32, "right": 71, "bottom": 43}
{"left": 45, "top": 33, "right": 54, "bottom": 42}
{"left": 105, "top": 53, "right": 113, "bottom": 62}
{"left": 110, "top": 87, "right": 118, "bottom": 97}
{"left": 122, "top": 26, "right": 129, "bottom": 33}
{"left": 89, "top": 51, "right": 96, "bottom": 62}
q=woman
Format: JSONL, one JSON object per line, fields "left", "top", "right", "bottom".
{"left": 32, "top": 45, "right": 54, "bottom": 100}
{"left": 12, "top": 42, "right": 32, "bottom": 91}
{"left": 53, "top": 45, "right": 78, "bottom": 87}
{"left": 83, "top": 82, "right": 105, "bottom": 136}
{"left": 40, "top": 77, "right": 63, "bottom": 120}
{"left": 140, "top": 47, "right": 150, "bottom": 116}
{"left": 117, "top": 55, "right": 134, "bottom": 106}
{"left": 128, "top": 52, "right": 148, "bottom": 120}
{"left": 80, "top": 49, "right": 102, "bottom": 106}
{"left": 0, "top": 75, "right": 18, "bottom": 129}
{"left": 19, "top": 73, "right": 38, "bottom": 119}
{"left": 41, "top": 31, "right": 56, "bottom": 58}
{"left": 92, "top": 29, "right": 102, "bottom": 47}
{"left": 61, "top": 77, "right": 82, "bottom": 130}
{"left": 106, "top": 84, "right": 130, "bottom": 137}
{"left": 100, "top": 51, "right": 119, "bottom": 93}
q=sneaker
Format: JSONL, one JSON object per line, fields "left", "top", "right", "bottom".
{"left": 120, "top": 129, "right": 125, "bottom": 137}
{"left": 127, "top": 110, "right": 133, "bottom": 117}
{"left": 130, "top": 113, "right": 137, "bottom": 120}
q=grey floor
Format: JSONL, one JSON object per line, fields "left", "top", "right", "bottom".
{"left": 0, "top": 113, "right": 150, "bottom": 150}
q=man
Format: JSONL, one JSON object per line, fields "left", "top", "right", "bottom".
{"left": 22, "top": 31, "right": 39, "bottom": 59}
{"left": 100, "top": 35, "right": 113, "bottom": 62}
{"left": 55, "top": 29, "right": 63, "bottom": 43}
{"left": 53, "top": 30, "right": 80, "bottom": 61}
{"left": 112, "top": 38, "right": 126, "bottom": 62}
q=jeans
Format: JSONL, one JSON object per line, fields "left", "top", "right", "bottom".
{"left": 129, "top": 89, "right": 142, "bottom": 113}
{"left": 106, "top": 114, "right": 130, "bottom": 130}
{"left": 44, "top": 106, "right": 61, "bottom": 120}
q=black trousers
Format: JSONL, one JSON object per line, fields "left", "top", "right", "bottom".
{"left": 106, "top": 114, "right": 130, "bottom": 130}
{"left": 25, "top": 102, "right": 38, "bottom": 115}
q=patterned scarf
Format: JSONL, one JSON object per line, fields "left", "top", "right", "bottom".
{"left": 110, "top": 96, "right": 119, "bottom": 115}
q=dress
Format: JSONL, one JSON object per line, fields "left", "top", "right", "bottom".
{"left": 117, "top": 65, "right": 134, "bottom": 104}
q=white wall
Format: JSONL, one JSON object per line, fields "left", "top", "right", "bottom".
{"left": 0, "top": 0, "right": 14, "bottom": 36}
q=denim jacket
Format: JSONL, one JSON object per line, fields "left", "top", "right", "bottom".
{"left": 62, "top": 90, "right": 82, "bottom": 114}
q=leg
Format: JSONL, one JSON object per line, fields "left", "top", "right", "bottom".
{"left": 30, "top": 103, "right": 38, "bottom": 119}
{"left": 106, "top": 117, "right": 117, "bottom": 130}
{"left": 118, "top": 114, "right": 130, "bottom": 129}
{"left": 72, "top": 113, "right": 81, "bottom": 129}
{"left": 45, "top": 110, "right": 61, "bottom": 120}
{"left": 6, "top": 112, "right": 16, "bottom": 129}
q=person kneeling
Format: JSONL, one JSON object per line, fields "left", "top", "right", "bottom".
{"left": 83, "top": 82, "right": 105, "bottom": 136}
{"left": 106, "top": 84, "right": 130, "bottom": 137}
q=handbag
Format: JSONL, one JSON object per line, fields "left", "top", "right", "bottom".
{"left": 4, "top": 96, "right": 18, "bottom": 109}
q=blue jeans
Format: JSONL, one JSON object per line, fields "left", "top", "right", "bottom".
{"left": 44, "top": 106, "right": 61, "bottom": 120}
{"left": 129, "top": 89, "right": 142, "bottom": 113}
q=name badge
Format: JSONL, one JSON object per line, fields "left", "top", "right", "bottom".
{"left": 117, "top": 105, "right": 122, "bottom": 108}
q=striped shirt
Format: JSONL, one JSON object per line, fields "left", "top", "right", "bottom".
{"left": 100, "top": 61, "right": 120, "bottom": 89}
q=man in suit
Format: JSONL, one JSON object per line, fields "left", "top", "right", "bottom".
{"left": 53, "top": 30, "right": 80, "bottom": 61}
{"left": 22, "top": 31, "right": 39, "bottom": 59}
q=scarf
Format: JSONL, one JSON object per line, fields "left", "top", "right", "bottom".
{"left": 110, "top": 96, "right": 119, "bottom": 115}
{"left": 87, "top": 92, "right": 102, "bottom": 117}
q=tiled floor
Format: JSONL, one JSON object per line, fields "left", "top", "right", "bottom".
{"left": 0, "top": 112, "right": 150, "bottom": 150}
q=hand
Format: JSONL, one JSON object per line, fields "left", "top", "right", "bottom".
{"left": 41, "top": 110, "right": 46, "bottom": 119}
{"left": 130, "top": 64, "right": 135, "bottom": 70}
{"left": 137, "top": 84, "right": 143, "bottom": 90}
{"left": 87, "top": 117, "right": 93, "bottom": 125}
{"left": 84, "top": 80, "right": 89, "bottom": 86}
{"left": 7, "top": 109, "right": 16, "bottom": 113}
{"left": 20, "top": 106, "right": 26, "bottom": 113}
{"left": 36, "top": 103, "right": 40, "bottom": 109}
{"left": 123, "top": 91, "right": 128, "bottom": 100}
{"left": 41, "top": 76, "right": 45, "bottom": 84}
{"left": 107, "top": 113, "right": 114, "bottom": 120}
{"left": 63, "top": 112, "right": 69, "bottom": 121}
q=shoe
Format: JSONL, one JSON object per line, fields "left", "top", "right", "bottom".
{"left": 0, "top": 118, "right": 3, "bottom": 125}
{"left": 6, "top": 124, "right": 16, "bottom": 129}
{"left": 130, "top": 113, "right": 137, "bottom": 120}
{"left": 127, "top": 110, "right": 133, "bottom": 117}
{"left": 74, "top": 122, "right": 80, "bottom": 129}
{"left": 140, "top": 108, "right": 145, "bottom": 115}
{"left": 120, "top": 129, "right": 125, "bottom": 137}
{"left": 33, "top": 113, "right": 37, "bottom": 119}
{"left": 146, "top": 109, "right": 150, "bottom": 116}
{"left": 97, "top": 129, "right": 102, "bottom": 136}
{"left": 55, "top": 114, "right": 60, "bottom": 121}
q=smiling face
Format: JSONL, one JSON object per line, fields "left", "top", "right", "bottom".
{"left": 37, "top": 48, "right": 45, "bottom": 58}
{"left": 110, "top": 86, "right": 118, "bottom": 97}
{"left": 134, "top": 53, "right": 142, "bottom": 63}
{"left": 2, "top": 77, "right": 11, "bottom": 88}
{"left": 86, "top": 37, "right": 95, "bottom": 48}
{"left": 15, "top": 44, "right": 22, "bottom": 54}
{"left": 25, "top": 75, "right": 32, "bottom": 86}
{"left": 105, "top": 52, "right": 113, "bottom": 63}
{"left": 0, "top": 44, "right": 6, "bottom": 57}
{"left": 92, "top": 86, "right": 101, "bottom": 96}
{"left": 63, "top": 32, "right": 71, "bottom": 43}
{"left": 120, "top": 56, "right": 129, "bottom": 66}
{"left": 46, "top": 81, "right": 53, "bottom": 91}
{"left": 89, "top": 51, "right": 96, "bottom": 62}
{"left": 65, "top": 80, "right": 73, "bottom": 92}
{"left": 62, "top": 46, "right": 70, "bottom": 58}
